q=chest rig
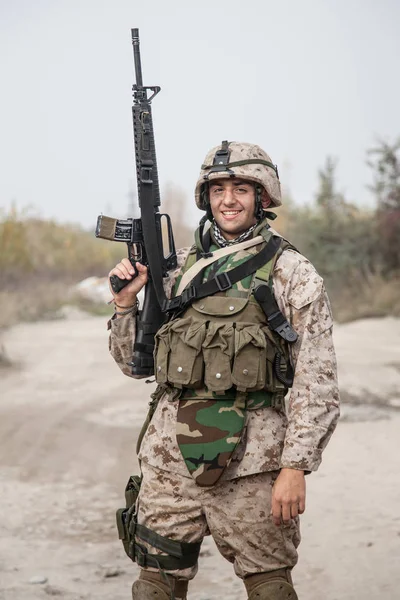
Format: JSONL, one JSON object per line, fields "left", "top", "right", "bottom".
{"left": 155, "top": 222, "right": 297, "bottom": 408}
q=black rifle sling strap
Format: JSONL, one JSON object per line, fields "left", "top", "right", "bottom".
{"left": 253, "top": 284, "right": 298, "bottom": 344}
{"left": 164, "top": 235, "right": 282, "bottom": 314}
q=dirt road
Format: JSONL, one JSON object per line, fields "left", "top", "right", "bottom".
{"left": 1, "top": 313, "right": 399, "bottom": 600}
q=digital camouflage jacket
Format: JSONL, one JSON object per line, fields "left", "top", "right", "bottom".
{"left": 108, "top": 228, "right": 340, "bottom": 481}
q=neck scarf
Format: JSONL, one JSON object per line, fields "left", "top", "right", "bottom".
{"left": 211, "top": 220, "right": 258, "bottom": 247}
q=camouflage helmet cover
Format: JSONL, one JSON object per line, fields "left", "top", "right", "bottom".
{"left": 195, "top": 141, "right": 282, "bottom": 210}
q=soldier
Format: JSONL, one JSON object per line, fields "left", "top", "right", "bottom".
{"left": 108, "top": 141, "right": 340, "bottom": 600}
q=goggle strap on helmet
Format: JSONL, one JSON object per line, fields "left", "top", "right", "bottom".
{"left": 201, "top": 159, "right": 279, "bottom": 180}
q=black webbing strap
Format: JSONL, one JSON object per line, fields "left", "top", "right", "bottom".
{"left": 134, "top": 341, "right": 155, "bottom": 355}
{"left": 136, "top": 524, "right": 201, "bottom": 559}
{"left": 135, "top": 546, "right": 199, "bottom": 570}
{"left": 253, "top": 285, "right": 298, "bottom": 343}
{"left": 163, "top": 236, "right": 281, "bottom": 314}
{"left": 134, "top": 523, "right": 201, "bottom": 570}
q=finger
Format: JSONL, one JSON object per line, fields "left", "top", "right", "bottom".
{"left": 109, "top": 266, "right": 129, "bottom": 280}
{"left": 290, "top": 503, "right": 299, "bottom": 519}
{"left": 281, "top": 503, "right": 292, "bottom": 524}
{"left": 121, "top": 258, "right": 136, "bottom": 276}
{"left": 298, "top": 498, "right": 306, "bottom": 514}
{"left": 135, "top": 263, "right": 149, "bottom": 282}
{"left": 271, "top": 499, "right": 282, "bottom": 527}
{"left": 272, "top": 513, "right": 282, "bottom": 527}
{"left": 135, "top": 262, "right": 148, "bottom": 275}
{"left": 114, "top": 262, "right": 133, "bottom": 279}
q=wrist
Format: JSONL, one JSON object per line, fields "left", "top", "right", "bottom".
{"left": 111, "top": 297, "right": 139, "bottom": 318}
{"left": 114, "top": 301, "right": 137, "bottom": 309}
{"left": 281, "top": 468, "right": 305, "bottom": 476}
{"left": 111, "top": 293, "right": 137, "bottom": 308}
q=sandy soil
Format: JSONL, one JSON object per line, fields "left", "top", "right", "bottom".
{"left": 0, "top": 312, "right": 399, "bottom": 600}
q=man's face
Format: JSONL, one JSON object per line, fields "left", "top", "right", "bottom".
{"left": 209, "top": 178, "right": 258, "bottom": 240}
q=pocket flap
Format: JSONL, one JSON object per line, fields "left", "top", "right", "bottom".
{"left": 202, "top": 323, "right": 234, "bottom": 392}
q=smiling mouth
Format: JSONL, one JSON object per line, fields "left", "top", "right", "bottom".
{"left": 222, "top": 210, "right": 242, "bottom": 216}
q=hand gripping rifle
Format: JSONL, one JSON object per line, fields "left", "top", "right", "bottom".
{"left": 95, "top": 29, "right": 177, "bottom": 376}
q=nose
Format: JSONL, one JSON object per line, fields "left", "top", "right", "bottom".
{"left": 222, "top": 188, "right": 236, "bottom": 205}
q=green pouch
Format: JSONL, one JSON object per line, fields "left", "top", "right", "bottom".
{"left": 202, "top": 322, "right": 234, "bottom": 393}
{"left": 116, "top": 475, "right": 141, "bottom": 561}
{"left": 167, "top": 317, "right": 206, "bottom": 387}
{"left": 231, "top": 324, "right": 267, "bottom": 391}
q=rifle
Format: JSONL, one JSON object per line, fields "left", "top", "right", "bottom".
{"left": 95, "top": 28, "right": 177, "bottom": 376}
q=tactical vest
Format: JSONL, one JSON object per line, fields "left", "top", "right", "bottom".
{"left": 154, "top": 228, "right": 293, "bottom": 410}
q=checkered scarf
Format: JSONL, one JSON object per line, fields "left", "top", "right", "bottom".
{"left": 211, "top": 220, "right": 258, "bottom": 247}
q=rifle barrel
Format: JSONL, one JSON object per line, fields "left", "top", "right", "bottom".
{"left": 131, "top": 28, "right": 143, "bottom": 87}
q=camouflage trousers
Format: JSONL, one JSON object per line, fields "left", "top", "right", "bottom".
{"left": 136, "top": 461, "right": 300, "bottom": 580}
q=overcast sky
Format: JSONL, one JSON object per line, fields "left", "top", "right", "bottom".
{"left": 1, "top": 0, "right": 399, "bottom": 229}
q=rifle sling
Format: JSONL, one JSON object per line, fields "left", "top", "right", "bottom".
{"left": 176, "top": 235, "right": 265, "bottom": 295}
{"left": 253, "top": 284, "right": 298, "bottom": 344}
{"left": 164, "top": 235, "right": 281, "bottom": 314}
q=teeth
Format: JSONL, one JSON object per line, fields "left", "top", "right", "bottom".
{"left": 223, "top": 211, "right": 240, "bottom": 215}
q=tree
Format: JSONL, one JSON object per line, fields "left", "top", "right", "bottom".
{"left": 315, "top": 156, "right": 347, "bottom": 218}
{"left": 368, "top": 138, "right": 400, "bottom": 273}
{"left": 287, "top": 157, "right": 377, "bottom": 293}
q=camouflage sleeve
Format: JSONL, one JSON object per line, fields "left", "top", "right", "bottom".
{"left": 273, "top": 250, "right": 340, "bottom": 472}
{"left": 107, "top": 247, "right": 191, "bottom": 378}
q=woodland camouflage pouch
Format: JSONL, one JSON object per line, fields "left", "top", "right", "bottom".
{"left": 176, "top": 395, "right": 246, "bottom": 486}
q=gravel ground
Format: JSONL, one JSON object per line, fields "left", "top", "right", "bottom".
{"left": 0, "top": 313, "right": 399, "bottom": 599}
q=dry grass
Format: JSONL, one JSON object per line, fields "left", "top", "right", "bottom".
{"left": 330, "top": 273, "right": 400, "bottom": 323}
{"left": 0, "top": 206, "right": 123, "bottom": 330}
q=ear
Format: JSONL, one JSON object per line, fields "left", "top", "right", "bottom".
{"left": 261, "top": 188, "right": 272, "bottom": 209}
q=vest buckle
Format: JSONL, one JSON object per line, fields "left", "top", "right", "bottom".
{"left": 269, "top": 314, "right": 298, "bottom": 343}
{"left": 215, "top": 272, "right": 232, "bottom": 292}
{"left": 181, "top": 284, "right": 196, "bottom": 306}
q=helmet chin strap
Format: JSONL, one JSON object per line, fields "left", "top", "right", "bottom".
{"left": 254, "top": 185, "right": 264, "bottom": 220}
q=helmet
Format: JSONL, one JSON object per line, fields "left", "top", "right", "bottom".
{"left": 195, "top": 141, "right": 282, "bottom": 210}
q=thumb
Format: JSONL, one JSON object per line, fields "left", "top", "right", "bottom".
{"left": 135, "top": 262, "right": 148, "bottom": 279}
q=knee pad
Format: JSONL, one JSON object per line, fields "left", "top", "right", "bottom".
{"left": 247, "top": 579, "right": 298, "bottom": 600}
{"left": 132, "top": 579, "right": 170, "bottom": 599}
{"left": 245, "top": 570, "right": 298, "bottom": 600}
{"left": 132, "top": 570, "right": 188, "bottom": 600}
